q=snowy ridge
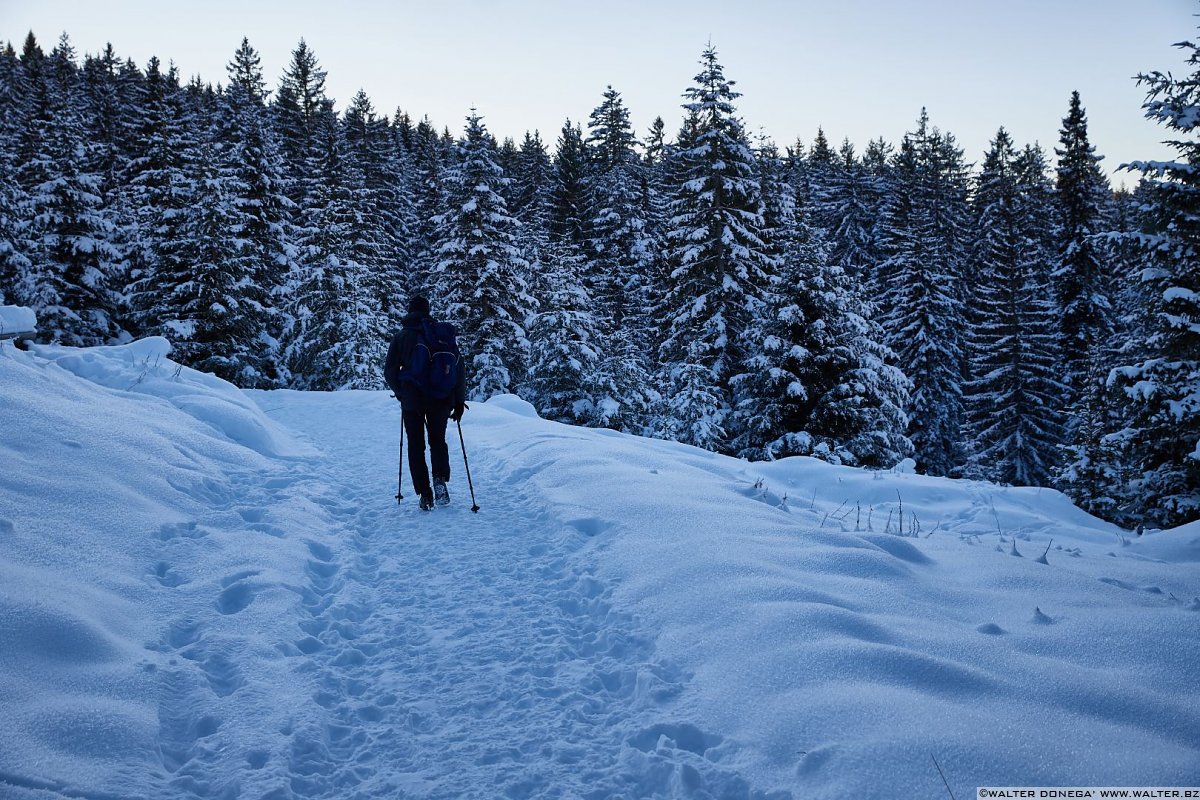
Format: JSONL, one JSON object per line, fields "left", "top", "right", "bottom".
{"left": 1, "top": 341, "right": 1198, "bottom": 799}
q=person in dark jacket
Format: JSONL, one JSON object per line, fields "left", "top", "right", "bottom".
{"left": 383, "top": 296, "right": 467, "bottom": 511}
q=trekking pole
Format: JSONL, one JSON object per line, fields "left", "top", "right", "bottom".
{"left": 396, "top": 418, "right": 405, "bottom": 503}
{"left": 456, "top": 419, "right": 480, "bottom": 513}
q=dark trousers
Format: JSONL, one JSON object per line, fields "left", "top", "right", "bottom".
{"left": 403, "top": 405, "right": 451, "bottom": 497}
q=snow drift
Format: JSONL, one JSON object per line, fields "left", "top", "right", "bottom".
{"left": 1, "top": 339, "right": 1197, "bottom": 799}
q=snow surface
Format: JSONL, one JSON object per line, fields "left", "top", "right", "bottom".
{"left": 1, "top": 340, "right": 1198, "bottom": 799}
{"left": 0, "top": 305, "right": 36, "bottom": 336}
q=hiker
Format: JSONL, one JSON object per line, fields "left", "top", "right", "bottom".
{"left": 384, "top": 295, "right": 467, "bottom": 511}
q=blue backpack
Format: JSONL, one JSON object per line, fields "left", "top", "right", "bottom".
{"left": 404, "top": 319, "right": 461, "bottom": 400}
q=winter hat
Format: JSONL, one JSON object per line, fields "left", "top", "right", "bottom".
{"left": 408, "top": 295, "right": 430, "bottom": 315}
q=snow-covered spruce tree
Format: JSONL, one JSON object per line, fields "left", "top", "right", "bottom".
{"left": 496, "top": 137, "right": 520, "bottom": 197}
{"left": 548, "top": 119, "right": 589, "bottom": 250}
{"left": 822, "top": 139, "right": 883, "bottom": 286}
{"left": 1108, "top": 36, "right": 1200, "bottom": 527}
{"left": 124, "top": 57, "right": 195, "bottom": 340}
{"left": 583, "top": 85, "right": 657, "bottom": 430}
{"left": 734, "top": 138, "right": 910, "bottom": 466}
{"left": 19, "top": 34, "right": 122, "bottom": 346}
{"left": 212, "top": 38, "right": 295, "bottom": 387}
{"left": 639, "top": 115, "right": 674, "bottom": 347}
{"left": 803, "top": 127, "right": 838, "bottom": 232}
{"left": 79, "top": 45, "right": 127, "bottom": 201}
{"left": 1110, "top": 182, "right": 1156, "bottom": 345}
{"left": 509, "top": 130, "right": 553, "bottom": 227}
{"left": 0, "top": 156, "right": 26, "bottom": 307}
{"left": 523, "top": 239, "right": 607, "bottom": 424}
{"left": 431, "top": 111, "right": 533, "bottom": 400}
{"left": 154, "top": 140, "right": 259, "bottom": 381}
{"left": 409, "top": 116, "right": 447, "bottom": 290}
{"left": 288, "top": 101, "right": 390, "bottom": 390}
{"left": 510, "top": 129, "right": 610, "bottom": 422}
{"left": 876, "top": 110, "right": 972, "bottom": 476}
{"left": 341, "top": 89, "right": 414, "bottom": 325}
{"left": 80, "top": 45, "right": 147, "bottom": 336}
{"left": 658, "top": 46, "right": 775, "bottom": 452}
{"left": 1055, "top": 171, "right": 1137, "bottom": 516}
{"left": 585, "top": 86, "right": 646, "bottom": 324}
{"left": 645, "top": 116, "right": 667, "bottom": 166}
{"left": 966, "top": 129, "right": 1065, "bottom": 485}
{"left": 1055, "top": 91, "right": 1116, "bottom": 414}
{"left": 860, "top": 137, "right": 895, "bottom": 290}
{"left": 272, "top": 38, "right": 328, "bottom": 209}
{"left": 0, "top": 42, "right": 31, "bottom": 306}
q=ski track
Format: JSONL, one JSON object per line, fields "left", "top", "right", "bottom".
{"left": 142, "top": 394, "right": 769, "bottom": 800}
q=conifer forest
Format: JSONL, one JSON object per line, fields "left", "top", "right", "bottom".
{"left": 0, "top": 30, "right": 1197, "bottom": 529}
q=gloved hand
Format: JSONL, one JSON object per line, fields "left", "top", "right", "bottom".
{"left": 450, "top": 402, "right": 467, "bottom": 422}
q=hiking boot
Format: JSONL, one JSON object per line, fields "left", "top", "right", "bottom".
{"left": 419, "top": 492, "right": 435, "bottom": 511}
{"left": 433, "top": 477, "right": 450, "bottom": 506}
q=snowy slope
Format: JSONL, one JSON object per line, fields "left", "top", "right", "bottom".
{"left": 1, "top": 340, "right": 1198, "bottom": 799}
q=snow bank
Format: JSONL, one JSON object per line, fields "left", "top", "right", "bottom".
{"left": 0, "top": 342, "right": 329, "bottom": 797}
{"left": 28, "top": 337, "right": 315, "bottom": 459}
{"left": 471, "top": 402, "right": 1200, "bottom": 797}
{"left": 0, "top": 304, "right": 36, "bottom": 335}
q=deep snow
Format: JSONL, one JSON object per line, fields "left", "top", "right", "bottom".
{"left": 0, "top": 306, "right": 36, "bottom": 337}
{"left": 1, "top": 338, "right": 1197, "bottom": 799}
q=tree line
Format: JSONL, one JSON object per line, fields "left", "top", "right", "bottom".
{"left": 0, "top": 31, "right": 1195, "bottom": 528}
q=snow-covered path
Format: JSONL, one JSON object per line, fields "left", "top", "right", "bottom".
{"left": 194, "top": 390, "right": 758, "bottom": 799}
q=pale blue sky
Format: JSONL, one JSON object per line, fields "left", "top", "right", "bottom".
{"left": 1, "top": 0, "right": 1194, "bottom": 185}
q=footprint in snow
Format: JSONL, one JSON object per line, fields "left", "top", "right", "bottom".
{"left": 151, "top": 560, "right": 189, "bottom": 588}
{"left": 157, "top": 521, "right": 206, "bottom": 541}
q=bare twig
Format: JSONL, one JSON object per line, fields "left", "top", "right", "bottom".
{"left": 831, "top": 500, "right": 849, "bottom": 520}
{"left": 989, "top": 498, "right": 1003, "bottom": 538}
{"left": 931, "top": 753, "right": 957, "bottom": 800}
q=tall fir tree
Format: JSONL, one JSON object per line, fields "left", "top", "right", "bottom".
{"left": 213, "top": 38, "right": 295, "bottom": 386}
{"left": 124, "top": 58, "right": 198, "bottom": 342}
{"left": 19, "top": 34, "right": 122, "bottom": 345}
{"left": 431, "top": 111, "right": 533, "bottom": 399}
{"left": 341, "top": 89, "right": 414, "bottom": 323}
{"left": 1054, "top": 91, "right": 1116, "bottom": 420}
{"left": 584, "top": 85, "right": 656, "bottom": 430}
{"left": 735, "top": 138, "right": 910, "bottom": 466}
{"left": 822, "top": 139, "right": 881, "bottom": 285}
{"left": 967, "top": 129, "right": 1066, "bottom": 485}
{"left": 289, "top": 101, "right": 390, "bottom": 389}
{"left": 658, "top": 46, "right": 776, "bottom": 451}
{"left": 0, "top": 41, "right": 30, "bottom": 306}
{"left": 876, "top": 110, "right": 972, "bottom": 476}
{"left": 509, "top": 129, "right": 553, "bottom": 227}
{"left": 548, "top": 119, "right": 589, "bottom": 248}
{"left": 272, "top": 38, "right": 328, "bottom": 208}
{"left": 409, "top": 116, "right": 447, "bottom": 289}
{"left": 159, "top": 141, "right": 260, "bottom": 381}
{"left": 523, "top": 239, "right": 607, "bottom": 424}
{"left": 1107, "top": 36, "right": 1200, "bottom": 527}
